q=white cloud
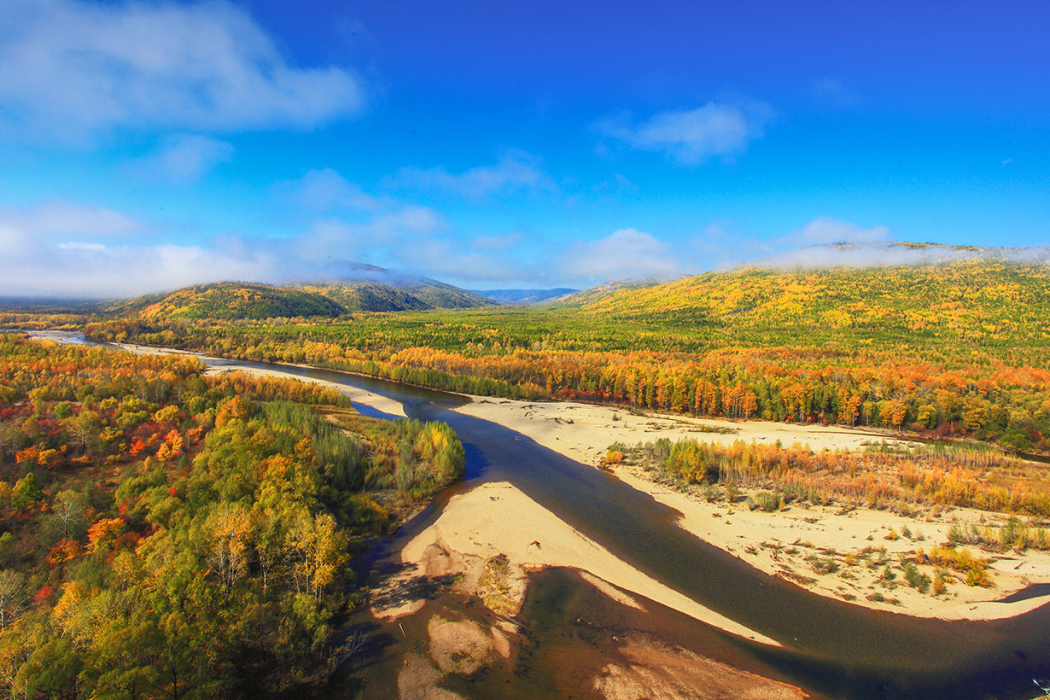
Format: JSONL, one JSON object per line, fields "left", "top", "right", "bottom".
{"left": 795, "top": 218, "right": 890, "bottom": 245}
{"left": 279, "top": 168, "right": 382, "bottom": 212}
{"left": 561, "top": 229, "right": 680, "bottom": 283}
{"left": 756, "top": 242, "right": 970, "bottom": 270}
{"left": 690, "top": 222, "right": 776, "bottom": 271}
{"left": 272, "top": 169, "right": 451, "bottom": 270}
{"left": 598, "top": 100, "right": 773, "bottom": 165}
{"left": 472, "top": 232, "right": 521, "bottom": 251}
{"left": 389, "top": 151, "right": 557, "bottom": 198}
{"left": 0, "top": 0, "right": 366, "bottom": 142}
{"left": 393, "top": 237, "right": 535, "bottom": 283}
{"left": 0, "top": 201, "right": 274, "bottom": 298}
{"left": 129, "top": 134, "right": 235, "bottom": 183}
{"left": 0, "top": 202, "right": 144, "bottom": 252}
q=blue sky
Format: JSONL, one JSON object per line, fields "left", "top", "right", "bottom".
{"left": 0, "top": 0, "right": 1047, "bottom": 298}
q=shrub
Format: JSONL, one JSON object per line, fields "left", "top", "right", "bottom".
{"left": 749, "top": 491, "right": 782, "bottom": 512}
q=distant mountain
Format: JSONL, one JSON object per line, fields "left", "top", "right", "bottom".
{"left": 299, "top": 262, "right": 499, "bottom": 310}
{"left": 290, "top": 282, "right": 431, "bottom": 312}
{"left": 107, "top": 283, "right": 346, "bottom": 321}
{"left": 471, "top": 288, "right": 579, "bottom": 304}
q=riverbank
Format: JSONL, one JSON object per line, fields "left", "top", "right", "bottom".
{"left": 369, "top": 480, "right": 779, "bottom": 646}
{"left": 54, "top": 333, "right": 1050, "bottom": 620}
{"left": 453, "top": 396, "right": 1050, "bottom": 621}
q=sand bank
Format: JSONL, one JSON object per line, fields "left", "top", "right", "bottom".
{"left": 372, "top": 480, "right": 779, "bottom": 646}
{"left": 453, "top": 396, "right": 1050, "bottom": 620}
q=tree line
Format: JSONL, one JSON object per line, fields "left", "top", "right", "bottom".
{"left": 83, "top": 317, "right": 1050, "bottom": 456}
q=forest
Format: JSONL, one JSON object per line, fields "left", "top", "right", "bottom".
{"left": 0, "top": 333, "right": 464, "bottom": 698}
{"left": 75, "top": 259, "right": 1050, "bottom": 456}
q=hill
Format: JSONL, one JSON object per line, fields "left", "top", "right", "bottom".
{"left": 316, "top": 262, "right": 499, "bottom": 309}
{"left": 106, "top": 282, "right": 347, "bottom": 321}
{"left": 471, "top": 288, "right": 579, "bottom": 304}
{"left": 290, "top": 281, "right": 432, "bottom": 312}
{"left": 557, "top": 244, "right": 1050, "bottom": 349}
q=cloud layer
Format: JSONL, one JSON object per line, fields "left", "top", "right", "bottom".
{"left": 795, "top": 218, "right": 890, "bottom": 245}
{"left": 388, "top": 152, "right": 557, "bottom": 199}
{"left": 599, "top": 100, "right": 773, "bottom": 165}
{"left": 0, "top": 0, "right": 365, "bottom": 141}
{"left": 0, "top": 202, "right": 274, "bottom": 298}
{"left": 6, "top": 191, "right": 1027, "bottom": 301}
{"left": 562, "top": 229, "right": 680, "bottom": 283}
{"left": 128, "top": 134, "right": 235, "bottom": 183}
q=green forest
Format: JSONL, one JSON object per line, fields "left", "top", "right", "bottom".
{"left": 0, "top": 334, "right": 464, "bottom": 698}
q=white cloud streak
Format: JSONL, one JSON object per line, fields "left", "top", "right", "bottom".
{"left": 599, "top": 100, "right": 773, "bottom": 165}
{"left": 0, "top": 0, "right": 366, "bottom": 142}
{"left": 809, "top": 78, "right": 860, "bottom": 107}
{"left": 279, "top": 168, "right": 384, "bottom": 213}
{"left": 389, "top": 152, "right": 557, "bottom": 198}
{"left": 129, "top": 134, "right": 235, "bottom": 183}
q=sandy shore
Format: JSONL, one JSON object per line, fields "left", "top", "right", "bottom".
{"left": 372, "top": 480, "right": 779, "bottom": 646}
{"left": 49, "top": 332, "right": 1050, "bottom": 622}
{"left": 453, "top": 396, "right": 1050, "bottom": 621}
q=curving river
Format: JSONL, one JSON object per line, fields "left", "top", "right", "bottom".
{"left": 203, "top": 357, "right": 1050, "bottom": 700}
{"left": 41, "top": 335, "right": 1050, "bottom": 698}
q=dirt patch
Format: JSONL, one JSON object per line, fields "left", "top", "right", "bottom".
{"left": 594, "top": 636, "right": 807, "bottom": 700}
{"left": 428, "top": 615, "right": 495, "bottom": 674}
{"left": 397, "top": 653, "right": 464, "bottom": 700}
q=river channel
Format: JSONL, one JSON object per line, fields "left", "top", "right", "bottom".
{"left": 42, "top": 334, "right": 1050, "bottom": 698}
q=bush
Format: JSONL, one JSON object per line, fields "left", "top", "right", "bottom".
{"left": 749, "top": 491, "right": 782, "bottom": 512}
{"left": 903, "top": 562, "right": 931, "bottom": 593}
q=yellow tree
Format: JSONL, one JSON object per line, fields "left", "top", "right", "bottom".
{"left": 287, "top": 511, "right": 349, "bottom": 605}
{"left": 203, "top": 504, "right": 252, "bottom": 603}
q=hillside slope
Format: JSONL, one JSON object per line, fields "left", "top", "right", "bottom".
{"left": 320, "top": 262, "right": 499, "bottom": 309}
{"left": 106, "top": 282, "right": 347, "bottom": 321}
{"left": 291, "top": 282, "right": 432, "bottom": 312}
{"left": 558, "top": 246, "right": 1050, "bottom": 349}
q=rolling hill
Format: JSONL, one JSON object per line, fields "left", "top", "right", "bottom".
{"left": 290, "top": 282, "right": 432, "bottom": 312}
{"left": 105, "top": 283, "right": 347, "bottom": 321}
{"left": 314, "top": 262, "right": 499, "bottom": 309}
{"left": 101, "top": 263, "right": 502, "bottom": 320}
{"left": 556, "top": 243, "right": 1050, "bottom": 348}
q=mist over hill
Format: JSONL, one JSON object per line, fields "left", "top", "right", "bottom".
{"left": 291, "top": 262, "right": 498, "bottom": 309}
{"left": 744, "top": 241, "right": 1050, "bottom": 271}
{"left": 105, "top": 283, "right": 346, "bottom": 321}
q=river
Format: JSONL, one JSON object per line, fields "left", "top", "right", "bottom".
{"left": 38, "top": 333, "right": 1050, "bottom": 699}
